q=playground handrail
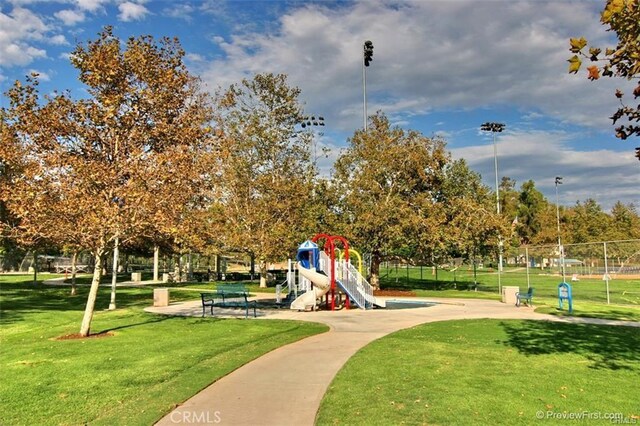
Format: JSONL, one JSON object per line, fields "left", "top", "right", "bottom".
{"left": 337, "top": 260, "right": 375, "bottom": 309}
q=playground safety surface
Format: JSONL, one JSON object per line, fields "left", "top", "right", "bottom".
{"left": 148, "top": 296, "right": 640, "bottom": 426}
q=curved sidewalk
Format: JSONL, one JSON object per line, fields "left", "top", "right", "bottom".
{"left": 152, "top": 298, "right": 639, "bottom": 426}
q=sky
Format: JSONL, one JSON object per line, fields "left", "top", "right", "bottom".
{"left": 1, "top": 0, "right": 638, "bottom": 212}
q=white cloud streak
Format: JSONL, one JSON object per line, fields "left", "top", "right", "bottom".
{"left": 450, "top": 130, "right": 640, "bottom": 211}
{"left": 0, "top": 7, "right": 48, "bottom": 67}
{"left": 118, "top": 1, "right": 149, "bottom": 22}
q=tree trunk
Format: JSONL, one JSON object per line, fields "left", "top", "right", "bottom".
{"left": 174, "top": 256, "right": 181, "bottom": 282}
{"left": 70, "top": 250, "right": 78, "bottom": 296}
{"left": 109, "top": 237, "right": 119, "bottom": 310}
{"left": 153, "top": 245, "right": 159, "bottom": 281}
{"left": 32, "top": 250, "right": 38, "bottom": 286}
{"left": 259, "top": 260, "right": 268, "bottom": 288}
{"left": 369, "top": 250, "right": 381, "bottom": 290}
{"left": 79, "top": 247, "right": 105, "bottom": 337}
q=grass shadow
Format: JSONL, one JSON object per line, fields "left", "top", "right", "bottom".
{"left": 500, "top": 320, "right": 640, "bottom": 370}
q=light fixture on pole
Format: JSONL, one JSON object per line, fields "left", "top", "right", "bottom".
{"left": 480, "top": 122, "right": 506, "bottom": 295}
{"left": 300, "top": 115, "right": 325, "bottom": 165}
{"left": 555, "top": 176, "right": 566, "bottom": 283}
{"left": 363, "top": 40, "right": 373, "bottom": 131}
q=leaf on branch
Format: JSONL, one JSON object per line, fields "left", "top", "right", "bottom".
{"left": 568, "top": 55, "right": 582, "bottom": 74}
{"left": 569, "top": 37, "right": 588, "bottom": 53}
{"left": 633, "top": 83, "right": 640, "bottom": 98}
{"left": 615, "top": 89, "right": 624, "bottom": 98}
{"left": 587, "top": 65, "right": 600, "bottom": 80}
{"left": 605, "top": 48, "right": 616, "bottom": 56}
{"left": 601, "top": 0, "right": 626, "bottom": 22}
{"left": 588, "top": 47, "right": 602, "bottom": 61}
{"left": 602, "top": 65, "right": 614, "bottom": 77}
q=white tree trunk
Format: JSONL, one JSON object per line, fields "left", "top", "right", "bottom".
{"left": 153, "top": 245, "right": 159, "bottom": 281}
{"left": 109, "top": 237, "right": 119, "bottom": 310}
{"left": 70, "top": 251, "right": 78, "bottom": 296}
{"left": 259, "top": 260, "right": 268, "bottom": 288}
{"left": 79, "top": 248, "right": 104, "bottom": 337}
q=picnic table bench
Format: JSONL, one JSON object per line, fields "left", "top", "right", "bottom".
{"left": 201, "top": 284, "right": 256, "bottom": 318}
{"left": 515, "top": 287, "right": 534, "bottom": 307}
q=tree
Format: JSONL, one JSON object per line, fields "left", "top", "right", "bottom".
{"left": 499, "top": 176, "right": 519, "bottom": 224}
{"left": 1, "top": 28, "right": 216, "bottom": 336}
{"left": 515, "top": 180, "right": 547, "bottom": 244}
{"left": 214, "top": 73, "right": 316, "bottom": 287}
{"left": 608, "top": 201, "right": 640, "bottom": 240}
{"left": 333, "top": 112, "right": 451, "bottom": 289}
{"left": 569, "top": 0, "right": 640, "bottom": 146}
{"left": 567, "top": 199, "right": 611, "bottom": 243}
{"left": 437, "top": 159, "right": 505, "bottom": 270}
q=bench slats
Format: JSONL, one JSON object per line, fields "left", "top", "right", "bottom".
{"left": 201, "top": 286, "right": 256, "bottom": 318}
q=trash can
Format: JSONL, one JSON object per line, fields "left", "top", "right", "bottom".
{"left": 154, "top": 288, "right": 169, "bottom": 307}
{"left": 502, "top": 286, "right": 520, "bottom": 304}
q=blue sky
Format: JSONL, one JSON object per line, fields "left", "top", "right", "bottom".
{"left": 1, "top": 0, "right": 638, "bottom": 211}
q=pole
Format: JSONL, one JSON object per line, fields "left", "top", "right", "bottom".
{"left": 492, "top": 131, "right": 503, "bottom": 294}
{"left": 525, "top": 247, "right": 530, "bottom": 289}
{"left": 109, "top": 236, "right": 119, "bottom": 310}
{"left": 363, "top": 56, "right": 367, "bottom": 131}
{"left": 604, "top": 242, "right": 610, "bottom": 304}
{"left": 555, "top": 177, "right": 566, "bottom": 283}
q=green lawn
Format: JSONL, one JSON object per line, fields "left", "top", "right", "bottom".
{"left": 317, "top": 319, "right": 640, "bottom": 425}
{"left": 380, "top": 265, "right": 640, "bottom": 306}
{"left": 535, "top": 301, "right": 640, "bottom": 322}
{"left": 0, "top": 275, "right": 327, "bottom": 425}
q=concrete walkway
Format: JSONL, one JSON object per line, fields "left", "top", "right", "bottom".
{"left": 149, "top": 297, "right": 639, "bottom": 426}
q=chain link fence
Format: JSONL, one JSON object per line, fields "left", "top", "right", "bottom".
{"left": 377, "top": 240, "right": 639, "bottom": 306}
{"left": 504, "top": 239, "right": 640, "bottom": 305}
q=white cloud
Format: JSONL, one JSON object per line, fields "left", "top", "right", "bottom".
{"left": 49, "top": 34, "right": 69, "bottom": 45}
{"left": 76, "top": 0, "right": 106, "bottom": 13}
{"left": 0, "top": 7, "right": 48, "bottom": 67}
{"left": 163, "top": 3, "right": 194, "bottom": 21}
{"left": 118, "top": 1, "right": 150, "bottom": 22}
{"left": 55, "top": 9, "right": 85, "bottom": 26}
{"left": 198, "top": 1, "right": 623, "bottom": 134}
{"left": 450, "top": 130, "right": 640, "bottom": 211}
{"left": 28, "top": 69, "right": 50, "bottom": 81}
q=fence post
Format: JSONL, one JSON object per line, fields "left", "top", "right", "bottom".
{"left": 525, "top": 247, "right": 530, "bottom": 289}
{"left": 603, "top": 242, "right": 610, "bottom": 304}
{"left": 406, "top": 263, "right": 409, "bottom": 286}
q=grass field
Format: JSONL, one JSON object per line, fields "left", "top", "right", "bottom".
{"left": 380, "top": 265, "right": 640, "bottom": 305}
{"left": 0, "top": 275, "right": 327, "bottom": 425}
{"left": 317, "top": 319, "right": 640, "bottom": 425}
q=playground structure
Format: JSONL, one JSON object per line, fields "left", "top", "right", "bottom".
{"left": 285, "top": 234, "right": 382, "bottom": 311}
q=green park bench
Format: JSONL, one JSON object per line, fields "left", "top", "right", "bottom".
{"left": 515, "top": 287, "right": 534, "bottom": 307}
{"left": 200, "top": 284, "right": 256, "bottom": 318}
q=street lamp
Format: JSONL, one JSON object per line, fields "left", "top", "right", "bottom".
{"left": 480, "top": 122, "right": 506, "bottom": 294}
{"left": 555, "top": 176, "right": 566, "bottom": 283}
{"left": 363, "top": 40, "right": 373, "bottom": 131}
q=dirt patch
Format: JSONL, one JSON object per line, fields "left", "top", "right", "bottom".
{"left": 54, "top": 332, "right": 114, "bottom": 341}
{"left": 374, "top": 289, "right": 417, "bottom": 297}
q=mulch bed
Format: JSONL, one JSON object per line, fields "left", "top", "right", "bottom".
{"left": 54, "top": 332, "right": 114, "bottom": 340}
{"left": 374, "top": 289, "right": 417, "bottom": 297}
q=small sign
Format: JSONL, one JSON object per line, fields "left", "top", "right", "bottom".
{"left": 558, "top": 282, "right": 573, "bottom": 314}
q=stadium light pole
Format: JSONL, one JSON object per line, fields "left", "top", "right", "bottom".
{"left": 480, "top": 122, "right": 506, "bottom": 295}
{"left": 300, "top": 115, "right": 325, "bottom": 165}
{"left": 555, "top": 176, "right": 566, "bottom": 283}
{"left": 363, "top": 40, "right": 373, "bottom": 131}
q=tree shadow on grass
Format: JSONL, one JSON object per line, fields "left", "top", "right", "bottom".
{"left": 500, "top": 320, "right": 640, "bottom": 371}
